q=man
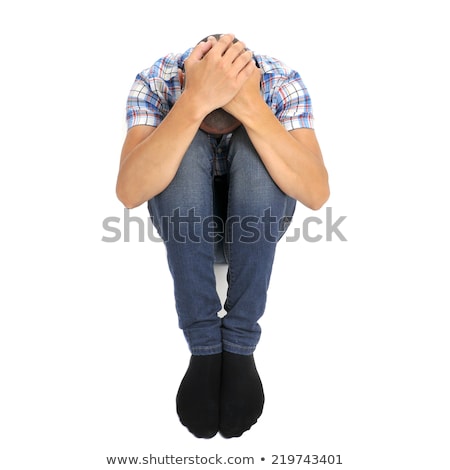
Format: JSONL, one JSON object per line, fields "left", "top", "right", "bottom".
{"left": 116, "top": 34, "right": 329, "bottom": 439}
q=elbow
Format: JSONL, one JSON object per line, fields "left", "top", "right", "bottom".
{"left": 116, "top": 194, "right": 139, "bottom": 210}
{"left": 116, "top": 183, "right": 144, "bottom": 210}
{"left": 119, "top": 199, "right": 142, "bottom": 210}
{"left": 296, "top": 172, "right": 330, "bottom": 210}
{"left": 306, "top": 198, "right": 328, "bottom": 211}
{"left": 305, "top": 185, "right": 330, "bottom": 211}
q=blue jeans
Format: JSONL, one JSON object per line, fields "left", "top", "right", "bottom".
{"left": 148, "top": 127, "right": 296, "bottom": 355}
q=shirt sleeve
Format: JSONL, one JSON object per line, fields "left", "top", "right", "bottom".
{"left": 273, "top": 71, "right": 314, "bottom": 131}
{"left": 125, "top": 68, "right": 171, "bottom": 129}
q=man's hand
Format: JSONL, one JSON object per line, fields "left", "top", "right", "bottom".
{"left": 183, "top": 34, "right": 256, "bottom": 118}
{"left": 222, "top": 66, "right": 263, "bottom": 122}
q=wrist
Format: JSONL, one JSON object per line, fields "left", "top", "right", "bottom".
{"left": 177, "top": 90, "right": 211, "bottom": 123}
{"left": 233, "top": 95, "right": 268, "bottom": 128}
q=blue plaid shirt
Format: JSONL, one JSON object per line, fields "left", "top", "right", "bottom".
{"left": 125, "top": 48, "right": 314, "bottom": 175}
{"left": 127, "top": 48, "right": 314, "bottom": 129}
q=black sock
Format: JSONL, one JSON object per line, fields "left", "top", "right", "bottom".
{"left": 219, "top": 351, "right": 265, "bottom": 438}
{"left": 176, "top": 353, "right": 222, "bottom": 439}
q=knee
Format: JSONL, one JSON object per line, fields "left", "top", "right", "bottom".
{"left": 178, "top": 130, "right": 210, "bottom": 169}
{"left": 228, "top": 128, "right": 280, "bottom": 197}
{"left": 163, "top": 131, "right": 213, "bottom": 195}
{"left": 228, "top": 127, "right": 255, "bottom": 158}
{"left": 228, "top": 129, "right": 264, "bottom": 179}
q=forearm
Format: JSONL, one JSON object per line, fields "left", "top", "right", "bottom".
{"left": 116, "top": 93, "right": 206, "bottom": 208}
{"left": 117, "top": 35, "right": 256, "bottom": 208}
{"left": 238, "top": 100, "right": 329, "bottom": 209}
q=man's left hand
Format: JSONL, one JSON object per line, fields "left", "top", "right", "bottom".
{"left": 223, "top": 65, "right": 263, "bottom": 121}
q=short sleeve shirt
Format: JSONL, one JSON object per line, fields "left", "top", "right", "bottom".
{"left": 126, "top": 48, "right": 314, "bottom": 132}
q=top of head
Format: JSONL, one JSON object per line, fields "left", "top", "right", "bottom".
{"left": 197, "top": 33, "right": 240, "bottom": 44}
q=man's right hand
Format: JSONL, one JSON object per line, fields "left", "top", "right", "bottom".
{"left": 117, "top": 34, "right": 256, "bottom": 209}
{"left": 182, "top": 34, "right": 256, "bottom": 118}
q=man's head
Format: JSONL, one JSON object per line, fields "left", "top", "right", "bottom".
{"left": 199, "top": 108, "right": 242, "bottom": 135}
{"left": 180, "top": 34, "right": 244, "bottom": 136}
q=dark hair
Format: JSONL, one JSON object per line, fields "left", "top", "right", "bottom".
{"left": 197, "top": 33, "right": 239, "bottom": 44}
{"left": 201, "top": 108, "right": 240, "bottom": 133}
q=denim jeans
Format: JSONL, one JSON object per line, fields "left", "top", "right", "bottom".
{"left": 148, "top": 127, "right": 296, "bottom": 355}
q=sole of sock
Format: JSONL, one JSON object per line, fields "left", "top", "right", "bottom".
{"left": 176, "top": 353, "right": 222, "bottom": 439}
{"left": 219, "top": 351, "right": 264, "bottom": 438}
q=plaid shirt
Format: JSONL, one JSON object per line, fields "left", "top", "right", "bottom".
{"left": 127, "top": 48, "right": 314, "bottom": 129}
{"left": 126, "top": 48, "right": 314, "bottom": 175}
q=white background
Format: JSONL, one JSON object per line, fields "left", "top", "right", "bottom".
{"left": 1, "top": 1, "right": 449, "bottom": 469}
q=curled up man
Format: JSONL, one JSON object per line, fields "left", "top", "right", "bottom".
{"left": 116, "top": 34, "right": 329, "bottom": 438}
